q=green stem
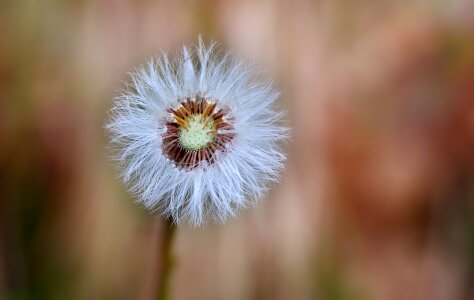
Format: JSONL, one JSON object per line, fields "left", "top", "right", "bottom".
{"left": 156, "top": 218, "right": 176, "bottom": 300}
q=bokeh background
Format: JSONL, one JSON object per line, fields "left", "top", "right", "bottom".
{"left": 1, "top": 0, "right": 474, "bottom": 299}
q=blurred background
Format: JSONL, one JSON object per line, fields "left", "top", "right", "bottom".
{"left": 1, "top": 0, "right": 474, "bottom": 299}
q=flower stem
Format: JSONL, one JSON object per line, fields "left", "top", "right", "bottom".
{"left": 156, "top": 218, "right": 176, "bottom": 300}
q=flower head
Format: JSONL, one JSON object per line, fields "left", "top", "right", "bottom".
{"left": 107, "top": 40, "right": 288, "bottom": 226}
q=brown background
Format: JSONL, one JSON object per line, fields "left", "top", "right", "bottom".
{"left": 1, "top": 0, "right": 474, "bottom": 299}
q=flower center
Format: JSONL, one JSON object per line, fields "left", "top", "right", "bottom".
{"left": 179, "top": 115, "right": 216, "bottom": 151}
{"left": 162, "top": 96, "right": 235, "bottom": 170}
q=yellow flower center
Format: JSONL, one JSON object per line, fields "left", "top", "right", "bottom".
{"left": 179, "top": 114, "right": 216, "bottom": 150}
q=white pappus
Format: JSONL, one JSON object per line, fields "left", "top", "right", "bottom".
{"left": 106, "top": 40, "right": 289, "bottom": 226}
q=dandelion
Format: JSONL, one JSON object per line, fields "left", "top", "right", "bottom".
{"left": 107, "top": 40, "right": 288, "bottom": 226}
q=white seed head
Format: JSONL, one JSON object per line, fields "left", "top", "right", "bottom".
{"left": 106, "top": 39, "right": 289, "bottom": 226}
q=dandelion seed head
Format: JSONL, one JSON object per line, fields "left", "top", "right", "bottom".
{"left": 106, "top": 39, "right": 289, "bottom": 226}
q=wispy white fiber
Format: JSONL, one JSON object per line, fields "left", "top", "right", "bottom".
{"left": 106, "top": 40, "right": 289, "bottom": 226}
